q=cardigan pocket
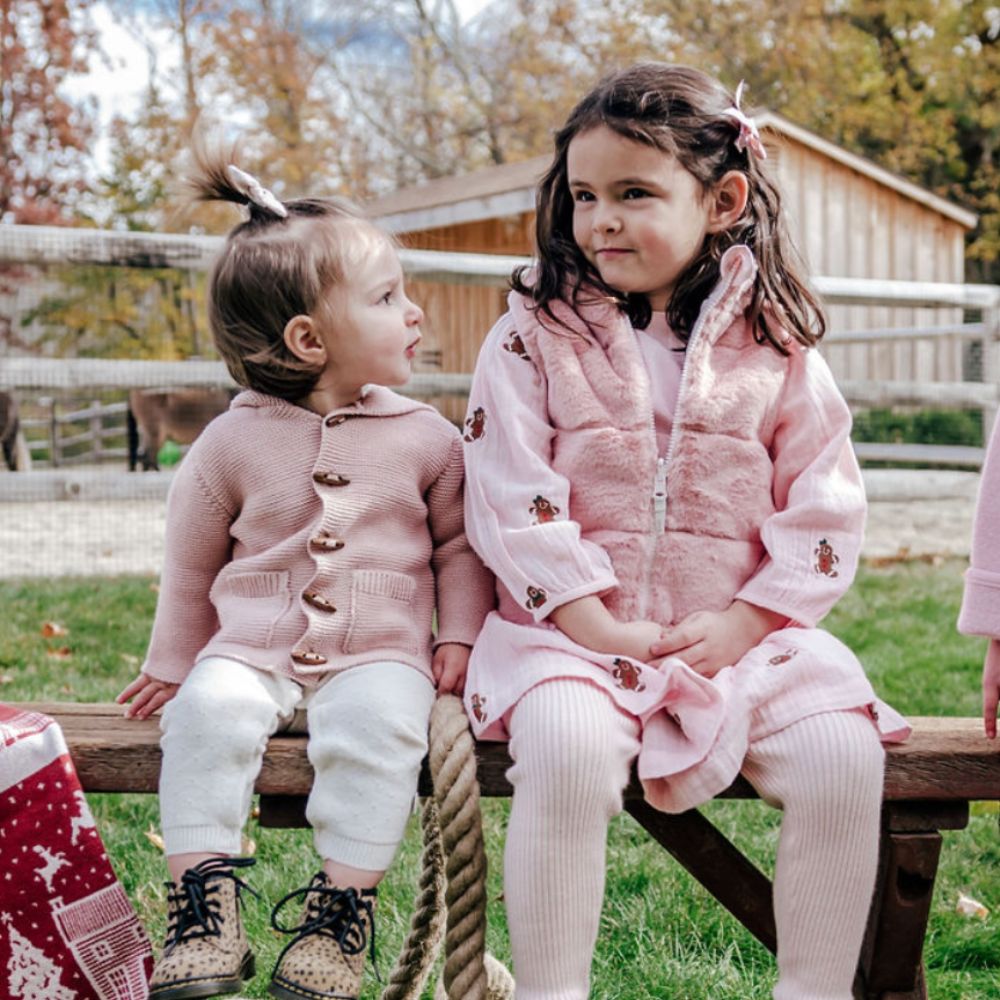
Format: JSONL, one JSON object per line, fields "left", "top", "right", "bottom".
{"left": 344, "top": 569, "right": 420, "bottom": 656}
{"left": 210, "top": 570, "right": 292, "bottom": 648}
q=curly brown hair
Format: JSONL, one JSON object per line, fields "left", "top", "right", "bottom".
{"left": 513, "top": 63, "right": 825, "bottom": 353}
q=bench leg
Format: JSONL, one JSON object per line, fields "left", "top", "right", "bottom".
{"left": 856, "top": 800, "right": 970, "bottom": 1000}
{"left": 625, "top": 799, "right": 777, "bottom": 953}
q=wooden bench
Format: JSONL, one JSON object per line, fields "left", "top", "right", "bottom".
{"left": 20, "top": 702, "right": 1000, "bottom": 1000}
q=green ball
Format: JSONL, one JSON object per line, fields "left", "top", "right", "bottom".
{"left": 157, "top": 439, "right": 183, "bottom": 467}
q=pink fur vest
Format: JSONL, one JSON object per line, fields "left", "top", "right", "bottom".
{"left": 509, "top": 246, "right": 791, "bottom": 627}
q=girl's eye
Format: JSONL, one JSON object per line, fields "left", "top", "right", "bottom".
{"left": 623, "top": 187, "right": 650, "bottom": 200}
{"left": 572, "top": 190, "right": 594, "bottom": 203}
{"left": 380, "top": 290, "right": 393, "bottom": 304}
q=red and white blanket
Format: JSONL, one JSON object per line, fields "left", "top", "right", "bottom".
{"left": 0, "top": 704, "right": 153, "bottom": 999}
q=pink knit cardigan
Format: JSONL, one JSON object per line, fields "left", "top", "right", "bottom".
{"left": 142, "top": 387, "right": 495, "bottom": 686}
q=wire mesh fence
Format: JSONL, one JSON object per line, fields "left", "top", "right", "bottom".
{"left": 1, "top": 224, "right": 998, "bottom": 579}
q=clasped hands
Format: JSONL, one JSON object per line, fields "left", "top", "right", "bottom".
{"left": 550, "top": 595, "right": 786, "bottom": 678}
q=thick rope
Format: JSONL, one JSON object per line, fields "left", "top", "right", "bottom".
{"left": 379, "top": 798, "right": 446, "bottom": 1000}
{"left": 380, "top": 694, "right": 514, "bottom": 1000}
{"left": 431, "top": 695, "right": 490, "bottom": 999}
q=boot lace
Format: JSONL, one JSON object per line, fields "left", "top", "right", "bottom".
{"left": 270, "top": 878, "right": 378, "bottom": 979}
{"left": 164, "top": 856, "right": 258, "bottom": 952}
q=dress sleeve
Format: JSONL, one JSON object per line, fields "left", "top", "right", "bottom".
{"left": 141, "top": 449, "right": 235, "bottom": 684}
{"left": 958, "top": 416, "right": 1000, "bottom": 639}
{"left": 427, "top": 431, "right": 496, "bottom": 647}
{"left": 462, "top": 312, "right": 618, "bottom": 623}
{"left": 736, "top": 347, "right": 865, "bottom": 627}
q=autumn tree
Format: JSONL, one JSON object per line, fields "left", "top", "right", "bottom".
{"left": 639, "top": 0, "right": 1000, "bottom": 281}
{"left": 0, "top": 0, "right": 101, "bottom": 224}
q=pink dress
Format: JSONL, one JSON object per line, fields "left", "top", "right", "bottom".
{"left": 461, "top": 246, "right": 909, "bottom": 813}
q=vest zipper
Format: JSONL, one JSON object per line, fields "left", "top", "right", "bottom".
{"left": 653, "top": 457, "right": 667, "bottom": 533}
{"left": 638, "top": 273, "right": 736, "bottom": 620}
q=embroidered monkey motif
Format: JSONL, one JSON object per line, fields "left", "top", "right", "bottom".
{"left": 814, "top": 538, "right": 840, "bottom": 577}
{"left": 529, "top": 495, "right": 560, "bottom": 524}
{"left": 525, "top": 585, "right": 547, "bottom": 610}
{"left": 470, "top": 693, "right": 488, "bottom": 724}
{"left": 503, "top": 331, "right": 531, "bottom": 361}
{"left": 464, "top": 406, "right": 487, "bottom": 442}
{"left": 612, "top": 657, "right": 646, "bottom": 692}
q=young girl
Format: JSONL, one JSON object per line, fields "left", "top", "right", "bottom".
{"left": 461, "top": 63, "right": 910, "bottom": 1000}
{"left": 118, "top": 153, "right": 494, "bottom": 1000}
{"left": 959, "top": 416, "right": 1000, "bottom": 738}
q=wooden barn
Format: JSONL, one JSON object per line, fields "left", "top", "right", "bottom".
{"left": 368, "top": 112, "right": 978, "bottom": 412}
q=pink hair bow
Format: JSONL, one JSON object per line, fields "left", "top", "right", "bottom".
{"left": 722, "top": 81, "right": 767, "bottom": 159}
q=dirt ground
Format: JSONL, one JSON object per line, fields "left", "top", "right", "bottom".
{"left": 0, "top": 491, "right": 978, "bottom": 579}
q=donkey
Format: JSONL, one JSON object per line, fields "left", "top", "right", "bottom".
{"left": 0, "top": 391, "right": 31, "bottom": 471}
{"left": 127, "top": 388, "right": 232, "bottom": 471}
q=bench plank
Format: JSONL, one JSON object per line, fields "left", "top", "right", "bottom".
{"left": 21, "top": 703, "right": 1000, "bottom": 802}
{"left": 13, "top": 702, "right": 1000, "bottom": 1000}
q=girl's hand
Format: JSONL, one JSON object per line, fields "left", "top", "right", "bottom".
{"left": 982, "top": 639, "right": 1000, "bottom": 739}
{"left": 550, "top": 595, "right": 663, "bottom": 661}
{"left": 117, "top": 672, "right": 180, "bottom": 720}
{"left": 650, "top": 600, "right": 787, "bottom": 678}
{"left": 612, "top": 620, "right": 667, "bottom": 663}
{"left": 433, "top": 643, "right": 471, "bottom": 695}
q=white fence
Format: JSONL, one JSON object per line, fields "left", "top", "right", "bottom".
{"left": 1, "top": 224, "right": 999, "bottom": 504}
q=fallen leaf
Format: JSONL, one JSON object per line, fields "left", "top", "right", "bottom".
{"left": 149, "top": 582, "right": 160, "bottom": 593}
{"left": 0, "top": 674, "right": 13, "bottom": 685}
{"left": 48, "top": 648, "right": 73, "bottom": 660}
{"left": 145, "top": 827, "right": 165, "bottom": 852}
{"left": 241, "top": 835, "right": 256, "bottom": 856}
{"left": 40, "top": 621, "right": 68, "bottom": 638}
{"left": 956, "top": 892, "right": 989, "bottom": 918}
{"left": 120, "top": 653, "right": 140, "bottom": 667}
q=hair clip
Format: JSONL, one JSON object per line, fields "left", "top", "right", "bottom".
{"left": 225, "top": 164, "right": 288, "bottom": 218}
{"left": 722, "top": 81, "right": 767, "bottom": 159}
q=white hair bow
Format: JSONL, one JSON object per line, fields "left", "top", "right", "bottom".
{"left": 722, "top": 81, "right": 767, "bottom": 160}
{"left": 226, "top": 164, "right": 288, "bottom": 218}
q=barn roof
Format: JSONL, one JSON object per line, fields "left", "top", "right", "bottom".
{"left": 367, "top": 112, "right": 977, "bottom": 233}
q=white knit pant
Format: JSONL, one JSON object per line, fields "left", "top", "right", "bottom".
{"left": 504, "top": 679, "right": 884, "bottom": 1000}
{"left": 159, "top": 656, "right": 435, "bottom": 870}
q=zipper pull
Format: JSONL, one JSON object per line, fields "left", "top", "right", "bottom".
{"left": 653, "top": 458, "right": 667, "bottom": 533}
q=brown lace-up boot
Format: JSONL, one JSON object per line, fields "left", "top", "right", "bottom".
{"left": 268, "top": 873, "right": 377, "bottom": 1000}
{"left": 149, "top": 856, "right": 258, "bottom": 1000}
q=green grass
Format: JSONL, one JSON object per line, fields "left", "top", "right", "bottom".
{"left": 2, "top": 562, "right": 998, "bottom": 998}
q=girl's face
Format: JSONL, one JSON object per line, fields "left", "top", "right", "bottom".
{"left": 567, "top": 125, "right": 717, "bottom": 311}
{"left": 314, "top": 237, "right": 424, "bottom": 403}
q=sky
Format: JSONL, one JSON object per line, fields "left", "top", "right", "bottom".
{"left": 78, "top": 0, "right": 496, "bottom": 171}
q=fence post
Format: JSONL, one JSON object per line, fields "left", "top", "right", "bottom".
{"left": 90, "top": 399, "right": 103, "bottom": 463}
{"left": 42, "top": 396, "right": 59, "bottom": 468}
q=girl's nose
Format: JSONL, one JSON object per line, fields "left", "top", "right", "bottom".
{"left": 405, "top": 298, "right": 424, "bottom": 326}
{"left": 593, "top": 205, "right": 621, "bottom": 233}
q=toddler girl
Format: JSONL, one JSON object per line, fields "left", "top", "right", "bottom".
{"left": 118, "top": 152, "right": 493, "bottom": 1000}
{"left": 461, "top": 63, "right": 909, "bottom": 999}
{"left": 959, "top": 416, "right": 1000, "bottom": 738}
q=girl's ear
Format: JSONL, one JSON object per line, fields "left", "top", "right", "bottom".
{"left": 707, "top": 170, "right": 750, "bottom": 233}
{"left": 283, "top": 314, "right": 325, "bottom": 365}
